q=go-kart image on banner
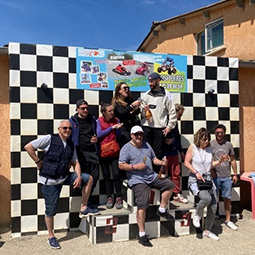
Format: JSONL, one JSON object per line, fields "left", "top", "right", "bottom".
{"left": 76, "top": 48, "right": 187, "bottom": 92}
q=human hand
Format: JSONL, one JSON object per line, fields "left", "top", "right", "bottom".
{"left": 113, "top": 123, "right": 123, "bottom": 129}
{"left": 162, "top": 127, "right": 170, "bottom": 137}
{"left": 143, "top": 105, "right": 149, "bottom": 112}
{"left": 220, "top": 154, "right": 229, "bottom": 162}
{"left": 195, "top": 172, "right": 205, "bottom": 181}
{"left": 161, "top": 157, "right": 168, "bottom": 166}
{"left": 37, "top": 161, "right": 43, "bottom": 170}
{"left": 73, "top": 177, "right": 82, "bottom": 189}
{"left": 135, "top": 162, "right": 146, "bottom": 170}
{"left": 165, "top": 138, "right": 173, "bottom": 145}
{"left": 91, "top": 135, "right": 98, "bottom": 143}
{"left": 132, "top": 100, "right": 141, "bottom": 108}
{"left": 232, "top": 175, "right": 238, "bottom": 184}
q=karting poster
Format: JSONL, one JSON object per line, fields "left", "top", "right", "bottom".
{"left": 76, "top": 48, "right": 187, "bottom": 92}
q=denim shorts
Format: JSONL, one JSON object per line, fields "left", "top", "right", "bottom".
{"left": 214, "top": 177, "right": 232, "bottom": 199}
{"left": 41, "top": 172, "right": 90, "bottom": 217}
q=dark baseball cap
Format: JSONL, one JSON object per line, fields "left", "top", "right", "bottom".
{"left": 76, "top": 99, "right": 88, "bottom": 108}
{"left": 148, "top": 72, "right": 161, "bottom": 80}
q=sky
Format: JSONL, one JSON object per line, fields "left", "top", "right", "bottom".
{"left": 0, "top": 0, "right": 221, "bottom": 51}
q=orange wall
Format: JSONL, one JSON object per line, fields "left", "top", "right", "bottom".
{"left": 0, "top": 54, "right": 11, "bottom": 226}
{"left": 144, "top": 0, "right": 255, "bottom": 61}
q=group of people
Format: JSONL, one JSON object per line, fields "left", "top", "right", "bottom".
{"left": 24, "top": 72, "right": 238, "bottom": 249}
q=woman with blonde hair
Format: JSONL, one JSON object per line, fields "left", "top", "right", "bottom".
{"left": 185, "top": 127, "right": 228, "bottom": 241}
{"left": 112, "top": 82, "right": 141, "bottom": 147}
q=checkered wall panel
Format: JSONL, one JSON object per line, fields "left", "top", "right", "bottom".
{"left": 9, "top": 42, "right": 240, "bottom": 237}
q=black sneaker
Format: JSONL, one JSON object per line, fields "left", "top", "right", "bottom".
{"left": 138, "top": 235, "right": 153, "bottom": 247}
{"left": 156, "top": 209, "right": 174, "bottom": 220}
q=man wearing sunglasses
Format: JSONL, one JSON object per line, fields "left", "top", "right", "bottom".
{"left": 119, "top": 125, "right": 174, "bottom": 247}
{"left": 69, "top": 99, "right": 99, "bottom": 207}
{"left": 210, "top": 124, "right": 238, "bottom": 231}
{"left": 141, "top": 72, "right": 177, "bottom": 173}
{"left": 24, "top": 120, "right": 98, "bottom": 249}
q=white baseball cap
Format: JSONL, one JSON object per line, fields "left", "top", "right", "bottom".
{"left": 130, "top": 125, "right": 144, "bottom": 134}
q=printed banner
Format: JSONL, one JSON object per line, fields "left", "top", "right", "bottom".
{"left": 76, "top": 48, "right": 187, "bottom": 92}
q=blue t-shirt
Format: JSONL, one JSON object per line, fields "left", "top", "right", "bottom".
{"left": 118, "top": 141, "right": 157, "bottom": 187}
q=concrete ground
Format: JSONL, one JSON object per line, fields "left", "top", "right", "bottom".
{"left": 0, "top": 210, "right": 254, "bottom": 255}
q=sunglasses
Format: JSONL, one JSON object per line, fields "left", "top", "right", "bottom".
{"left": 203, "top": 138, "right": 210, "bottom": 141}
{"left": 215, "top": 131, "right": 224, "bottom": 135}
{"left": 122, "top": 86, "right": 130, "bottom": 90}
{"left": 61, "top": 127, "right": 72, "bottom": 130}
{"left": 79, "top": 107, "right": 89, "bottom": 110}
{"left": 133, "top": 133, "right": 143, "bottom": 137}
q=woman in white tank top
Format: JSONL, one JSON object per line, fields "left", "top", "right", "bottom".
{"left": 185, "top": 128, "right": 228, "bottom": 241}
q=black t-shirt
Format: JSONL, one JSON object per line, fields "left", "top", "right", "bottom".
{"left": 77, "top": 115, "right": 95, "bottom": 151}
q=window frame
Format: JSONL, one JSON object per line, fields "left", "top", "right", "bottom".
{"left": 197, "top": 18, "right": 224, "bottom": 55}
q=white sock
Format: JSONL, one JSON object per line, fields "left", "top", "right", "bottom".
{"left": 158, "top": 207, "right": 166, "bottom": 213}
{"left": 139, "top": 231, "right": 146, "bottom": 237}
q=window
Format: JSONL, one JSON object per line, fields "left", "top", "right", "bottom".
{"left": 197, "top": 18, "right": 224, "bottom": 55}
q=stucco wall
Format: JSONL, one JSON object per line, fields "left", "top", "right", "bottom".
{"left": 0, "top": 54, "right": 11, "bottom": 226}
{"left": 239, "top": 67, "right": 255, "bottom": 172}
{"left": 145, "top": 0, "right": 255, "bottom": 61}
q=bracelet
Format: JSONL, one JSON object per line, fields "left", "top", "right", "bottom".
{"left": 194, "top": 171, "right": 199, "bottom": 175}
{"left": 218, "top": 159, "right": 222, "bottom": 164}
{"left": 35, "top": 159, "right": 41, "bottom": 164}
{"left": 233, "top": 174, "right": 238, "bottom": 176}
{"left": 131, "top": 164, "right": 134, "bottom": 170}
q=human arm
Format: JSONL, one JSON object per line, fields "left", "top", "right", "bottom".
{"left": 72, "top": 160, "right": 83, "bottom": 189}
{"left": 184, "top": 145, "right": 204, "bottom": 181}
{"left": 211, "top": 154, "right": 229, "bottom": 168}
{"left": 163, "top": 94, "right": 177, "bottom": 136}
{"left": 119, "top": 162, "right": 146, "bottom": 171}
{"left": 230, "top": 155, "right": 238, "bottom": 184}
{"left": 24, "top": 142, "right": 43, "bottom": 170}
{"left": 152, "top": 157, "right": 168, "bottom": 167}
{"left": 114, "top": 103, "right": 134, "bottom": 117}
{"left": 96, "top": 119, "right": 114, "bottom": 139}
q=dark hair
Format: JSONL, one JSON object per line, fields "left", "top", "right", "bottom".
{"left": 194, "top": 127, "right": 211, "bottom": 147}
{"left": 111, "top": 82, "right": 131, "bottom": 107}
{"left": 214, "top": 124, "right": 226, "bottom": 133}
{"left": 100, "top": 102, "right": 112, "bottom": 115}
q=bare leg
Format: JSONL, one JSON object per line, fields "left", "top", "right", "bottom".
{"left": 224, "top": 198, "right": 231, "bottom": 222}
{"left": 137, "top": 209, "right": 146, "bottom": 232}
{"left": 45, "top": 216, "right": 54, "bottom": 239}
{"left": 80, "top": 176, "right": 93, "bottom": 211}
{"left": 160, "top": 189, "right": 173, "bottom": 208}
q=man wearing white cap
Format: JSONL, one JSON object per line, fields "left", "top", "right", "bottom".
{"left": 119, "top": 125, "right": 174, "bottom": 247}
{"left": 141, "top": 72, "right": 177, "bottom": 172}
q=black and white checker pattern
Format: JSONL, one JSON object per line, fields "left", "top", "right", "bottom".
{"left": 9, "top": 42, "right": 240, "bottom": 238}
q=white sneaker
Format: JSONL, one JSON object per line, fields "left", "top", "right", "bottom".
{"left": 225, "top": 221, "right": 238, "bottom": 230}
{"left": 193, "top": 213, "right": 201, "bottom": 228}
{"left": 174, "top": 194, "right": 188, "bottom": 204}
{"left": 203, "top": 231, "right": 220, "bottom": 241}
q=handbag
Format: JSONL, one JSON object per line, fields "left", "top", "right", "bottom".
{"left": 100, "top": 139, "right": 120, "bottom": 158}
{"left": 197, "top": 179, "right": 213, "bottom": 190}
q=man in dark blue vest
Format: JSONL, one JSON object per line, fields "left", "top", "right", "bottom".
{"left": 25, "top": 120, "right": 99, "bottom": 250}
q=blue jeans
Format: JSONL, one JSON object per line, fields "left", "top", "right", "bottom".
{"left": 41, "top": 172, "right": 90, "bottom": 217}
{"left": 214, "top": 177, "right": 232, "bottom": 199}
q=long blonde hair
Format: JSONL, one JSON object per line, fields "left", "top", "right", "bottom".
{"left": 111, "top": 82, "right": 131, "bottom": 107}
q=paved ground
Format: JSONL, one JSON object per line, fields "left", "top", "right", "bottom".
{"left": 0, "top": 210, "right": 254, "bottom": 255}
